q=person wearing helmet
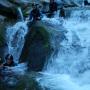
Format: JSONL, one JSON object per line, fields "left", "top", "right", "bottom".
{"left": 29, "top": 3, "right": 41, "bottom": 21}
{"left": 3, "top": 54, "right": 15, "bottom": 67}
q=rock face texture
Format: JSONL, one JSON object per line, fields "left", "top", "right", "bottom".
{"left": 20, "top": 22, "right": 52, "bottom": 71}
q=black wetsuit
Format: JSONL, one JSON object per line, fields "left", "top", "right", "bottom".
{"left": 84, "top": 0, "right": 88, "bottom": 5}
{"left": 48, "top": 2, "right": 57, "bottom": 17}
{"left": 84, "top": 0, "right": 90, "bottom": 5}
{"left": 30, "top": 8, "right": 41, "bottom": 21}
{"left": 60, "top": 8, "right": 65, "bottom": 18}
{"left": 3, "top": 62, "right": 15, "bottom": 67}
{"left": 49, "top": 2, "right": 57, "bottom": 13}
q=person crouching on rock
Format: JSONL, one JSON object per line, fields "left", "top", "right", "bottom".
{"left": 4, "top": 54, "right": 15, "bottom": 67}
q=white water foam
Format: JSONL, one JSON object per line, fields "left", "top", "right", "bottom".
{"left": 6, "top": 21, "right": 28, "bottom": 63}
{"left": 37, "top": 9, "right": 90, "bottom": 90}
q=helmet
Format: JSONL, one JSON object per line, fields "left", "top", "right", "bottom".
{"left": 5, "top": 54, "right": 13, "bottom": 61}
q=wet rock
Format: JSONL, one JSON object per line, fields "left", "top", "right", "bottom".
{"left": 0, "top": 73, "right": 42, "bottom": 90}
{"left": 20, "top": 21, "right": 52, "bottom": 71}
{"left": 15, "top": 74, "right": 42, "bottom": 90}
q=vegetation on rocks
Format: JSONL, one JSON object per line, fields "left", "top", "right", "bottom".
{"left": 20, "top": 22, "right": 52, "bottom": 71}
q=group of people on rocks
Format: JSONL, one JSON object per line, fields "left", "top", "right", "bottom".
{"left": 29, "top": 0, "right": 65, "bottom": 22}
{"left": 29, "top": 0, "right": 90, "bottom": 22}
{"left": 0, "top": 0, "right": 89, "bottom": 80}
{"left": 0, "top": 0, "right": 64, "bottom": 79}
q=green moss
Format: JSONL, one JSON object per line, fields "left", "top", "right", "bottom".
{"left": 15, "top": 74, "right": 41, "bottom": 90}
{"left": 31, "top": 25, "right": 50, "bottom": 46}
{"left": 20, "top": 23, "right": 52, "bottom": 70}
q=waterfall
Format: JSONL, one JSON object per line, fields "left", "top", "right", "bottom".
{"left": 6, "top": 21, "right": 28, "bottom": 63}
{"left": 37, "top": 9, "right": 90, "bottom": 90}
{"left": 5, "top": 6, "right": 28, "bottom": 63}
{"left": 17, "top": 7, "right": 24, "bottom": 21}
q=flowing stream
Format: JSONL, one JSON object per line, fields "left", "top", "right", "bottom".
{"left": 1, "top": 7, "right": 29, "bottom": 86}
{"left": 6, "top": 8, "right": 28, "bottom": 63}
{"left": 37, "top": 9, "right": 90, "bottom": 90}
{"left": 3, "top": 0, "right": 90, "bottom": 89}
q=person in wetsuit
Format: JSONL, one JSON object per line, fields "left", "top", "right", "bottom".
{"left": 48, "top": 0, "right": 58, "bottom": 17}
{"left": 84, "top": 0, "right": 90, "bottom": 5}
{"left": 29, "top": 3, "right": 41, "bottom": 21}
{"left": 0, "top": 54, "right": 16, "bottom": 80}
{"left": 4, "top": 54, "right": 15, "bottom": 67}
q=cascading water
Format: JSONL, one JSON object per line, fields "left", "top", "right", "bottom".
{"left": 37, "top": 9, "right": 90, "bottom": 90}
{"left": 18, "top": 7, "right": 24, "bottom": 21}
{"left": 2, "top": 7, "right": 29, "bottom": 86}
{"left": 6, "top": 22, "right": 28, "bottom": 63}
{"left": 6, "top": 8, "right": 28, "bottom": 63}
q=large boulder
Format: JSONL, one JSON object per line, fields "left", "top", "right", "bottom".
{"left": 20, "top": 21, "right": 52, "bottom": 71}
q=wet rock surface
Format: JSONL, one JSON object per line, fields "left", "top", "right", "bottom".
{"left": 20, "top": 21, "right": 52, "bottom": 71}
{"left": 0, "top": 72, "right": 42, "bottom": 90}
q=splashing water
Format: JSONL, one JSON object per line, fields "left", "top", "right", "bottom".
{"left": 37, "top": 9, "right": 90, "bottom": 90}
{"left": 18, "top": 7, "right": 24, "bottom": 21}
{"left": 6, "top": 21, "right": 28, "bottom": 63}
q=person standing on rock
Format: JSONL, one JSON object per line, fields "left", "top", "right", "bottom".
{"left": 48, "top": 0, "right": 58, "bottom": 17}
{"left": 29, "top": 3, "right": 42, "bottom": 21}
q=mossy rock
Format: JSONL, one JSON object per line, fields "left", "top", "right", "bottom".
{"left": 20, "top": 23, "right": 52, "bottom": 71}
{"left": 15, "top": 75, "right": 41, "bottom": 90}
{"left": 0, "top": 73, "right": 42, "bottom": 90}
{"left": 0, "top": 23, "right": 5, "bottom": 47}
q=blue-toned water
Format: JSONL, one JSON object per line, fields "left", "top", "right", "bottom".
{"left": 37, "top": 9, "right": 90, "bottom": 90}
